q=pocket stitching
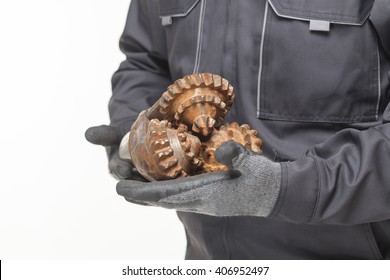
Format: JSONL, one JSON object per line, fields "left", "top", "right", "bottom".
{"left": 270, "top": 0, "right": 373, "bottom": 24}
{"left": 159, "top": 0, "right": 200, "bottom": 17}
{"left": 259, "top": 112, "right": 378, "bottom": 121}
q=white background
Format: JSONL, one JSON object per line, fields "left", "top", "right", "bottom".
{"left": 0, "top": 0, "right": 186, "bottom": 259}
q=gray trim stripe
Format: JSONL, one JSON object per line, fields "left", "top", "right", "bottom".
{"left": 257, "top": 0, "right": 269, "bottom": 118}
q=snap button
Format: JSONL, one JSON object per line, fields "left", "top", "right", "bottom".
{"left": 309, "top": 20, "right": 330, "bottom": 32}
{"left": 161, "top": 16, "right": 172, "bottom": 26}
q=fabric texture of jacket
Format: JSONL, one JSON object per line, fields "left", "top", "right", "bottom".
{"left": 109, "top": 0, "right": 390, "bottom": 259}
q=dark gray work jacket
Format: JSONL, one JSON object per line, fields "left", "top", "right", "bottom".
{"left": 109, "top": 0, "right": 390, "bottom": 259}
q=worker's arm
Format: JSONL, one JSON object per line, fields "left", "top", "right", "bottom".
{"left": 271, "top": 103, "right": 390, "bottom": 225}
{"left": 86, "top": 0, "right": 170, "bottom": 180}
{"left": 110, "top": 0, "right": 171, "bottom": 131}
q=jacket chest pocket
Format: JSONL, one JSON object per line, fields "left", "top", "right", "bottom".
{"left": 257, "top": 0, "right": 380, "bottom": 123}
{"left": 159, "top": 0, "right": 203, "bottom": 78}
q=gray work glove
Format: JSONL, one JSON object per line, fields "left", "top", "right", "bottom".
{"left": 85, "top": 125, "right": 146, "bottom": 182}
{"left": 116, "top": 141, "right": 282, "bottom": 217}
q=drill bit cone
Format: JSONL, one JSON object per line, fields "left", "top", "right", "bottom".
{"left": 119, "top": 73, "right": 263, "bottom": 181}
{"left": 121, "top": 111, "right": 202, "bottom": 181}
{"left": 146, "top": 73, "right": 234, "bottom": 137}
{"left": 199, "top": 122, "right": 263, "bottom": 173}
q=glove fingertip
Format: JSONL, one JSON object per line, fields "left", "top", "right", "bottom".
{"left": 116, "top": 180, "right": 132, "bottom": 196}
{"left": 116, "top": 182, "right": 126, "bottom": 197}
{"left": 116, "top": 180, "right": 145, "bottom": 199}
{"left": 85, "top": 125, "right": 121, "bottom": 146}
{"left": 214, "top": 141, "right": 246, "bottom": 167}
{"left": 85, "top": 126, "right": 98, "bottom": 143}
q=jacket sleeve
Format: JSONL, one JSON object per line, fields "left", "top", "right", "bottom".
{"left": 109, "top": 0, "right": 172, "bottom": 131}
{"left": 271, "top": 100, "right": 390, "bottom": 225}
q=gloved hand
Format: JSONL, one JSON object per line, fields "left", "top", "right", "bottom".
{"left": 85, "top": 125, "right": 146, "bottom": 181}
{"left": 116, "top": 141, "right": 282, "bottom": 217}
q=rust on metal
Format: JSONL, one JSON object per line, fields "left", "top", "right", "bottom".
{"left": 126, "top": 73, "right": 263, "bottom": 181}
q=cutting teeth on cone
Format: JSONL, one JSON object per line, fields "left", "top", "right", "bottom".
{"left": 145, "top": 73, "right": 235, "bottom": 137}
{"left": 198, "top": 122, "right": 263, "bottom": 173}
{"left": 127, "top": 113, "right": 201, "bottom": 181}
{"left": 192, "top": 115, "right": 216, "bottom": 137}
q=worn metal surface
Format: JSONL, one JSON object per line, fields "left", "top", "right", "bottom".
{"left": 125, "top": 73, "right": 263, "bottom": 180}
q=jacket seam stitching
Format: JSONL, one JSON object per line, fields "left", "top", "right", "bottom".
{"left": 373, "top": 126, "right": 390, "bottom": 141}
{"left": 159, "top": 0, "right": 199, "bottom": 16}
{"left": 308, "top": 155, "right": 321, "bottom": 224}
{"left": 363, "top": 224, "right": 384, "bottom": 260}
{"left": 223, "top": 218, "right": 232, "bottom": 259}
{"left": 232, "top": 0, "right": 238, "bottom": 88}
{"left": 374, "top": 40, "right": 381, "bottom": 119}
{"left": 193, "top": 0, "right": 206, "bottom": 73}
{"left": 269, "top": 162, "right": 288, "bottom": 218}
{"left": 258, "top": 112, "right": 378, "bottom": 119}
{"left": 270, "top": 0, "right": 372, "bottom": 23}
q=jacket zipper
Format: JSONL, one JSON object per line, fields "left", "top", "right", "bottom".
{"left": 193, "top": 0, "right": 207, "bottom": 73}
{"left": 257, "top": 1, "right": 269, "bottom": 118}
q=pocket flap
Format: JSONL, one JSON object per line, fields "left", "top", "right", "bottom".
{"left": 159, "top": 0, "right": 200, "bottom": 17}
{"left": 268, "top": 0, "right": 374, "bottom": 25}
